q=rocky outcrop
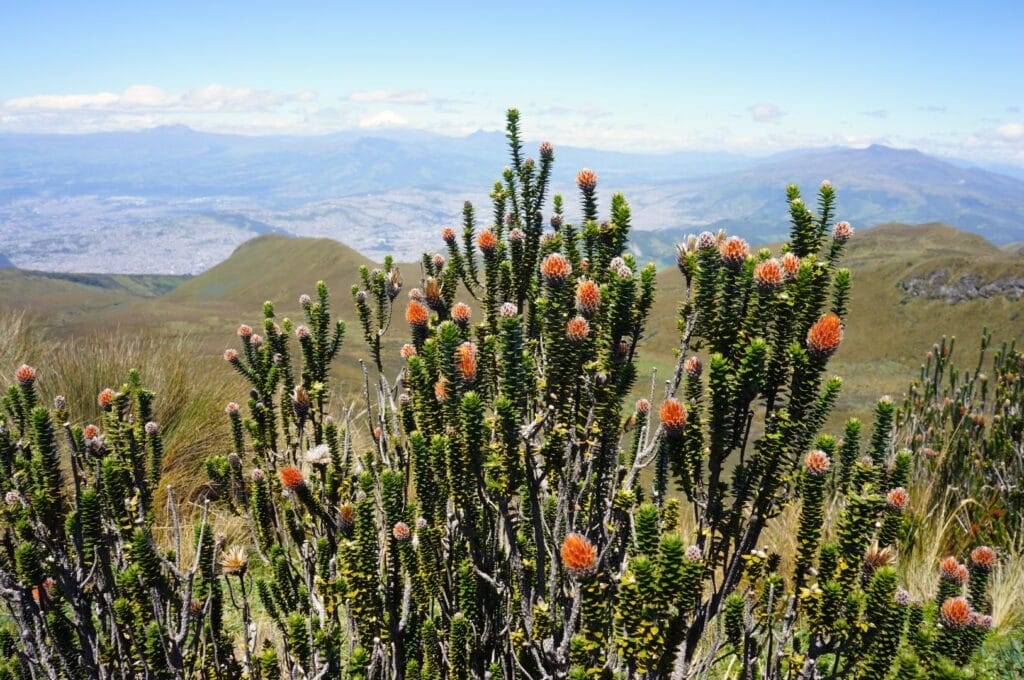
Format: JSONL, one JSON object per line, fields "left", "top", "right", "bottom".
{"left": 900, "top": 270, "right": 1024, "bottom": 302}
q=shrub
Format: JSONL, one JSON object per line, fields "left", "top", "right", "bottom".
{"left": 895, "top": 330, "right": 1023, "bottom": 551}
{"left": 0, "top": 111, "right": 1000, "bottom": 679}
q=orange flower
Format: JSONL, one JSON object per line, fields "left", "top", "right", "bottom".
{"left": 405, "top": 300, "right": 429, "bottom": 328}
{"left": 886, "top": 487, "right": 909, "bottom": 511}
{"left": 561, "top": 532, "right": 597, "bottom": 579}
{"left": 719, "top": 236, "right": 749, "bottom": 267}
{"left": 14, "top": 364, "right": 36, "bottom": 386}
{"left": 338, "top": 504, "right": 355, "bottom": 530}
{"left": 576, "top": 168, "right": 598, "bottom": 192}
{"left": 684, "top": 356, "right": 702, "bottom": 379}
{"left": 477, "top": 228, "right": 498, "bottom": 252}
{"left": 565, "top": 316, "right": 591, "bottom": 343}
{"left": 83, "top": 424, "right": 100, "bottom": 439}
{"left": 940, "top": 556, "right": 965, "bottom": 583}
{"left": 970, "top": 546, "right": 996, "bottom": 569}
{"left": 575, "top": 279, "right": 601, "bottom": 315}
{"left": 804, "top": 450, "right": 831, "bottom": 476}
{"left": 441, "top": 226, "right": 456, "bottom": 243}
{"left": 400, "top": 343, "right": 417, "bottom": 359}
{"left": 279, "top": 465, "right": 304, "bottom": 490}
{"left": 392, "top": 522, "right": 411, "bottom": 540}
{"left": 940, "top": 596, "right": 972, "bottom": 628}
{"left": 780, "top": 252, "right": 800, "bottom": 278}
{"left": 541, "top": 253, "right": 572, "bottom": 286}
{"left": 97, "top": 388, "right": 116, "bottom": 409}
{"left": 807, "top": 313, "right": 843, "bottom": 357}
{"left": 223, "top": 348, "right": 239, "bottom": 362}
{"left": 635, "top": 398, "right": 651, "bottom": 414}
{"left": 754, "top": 258, "right": 783, "bottom": 291}
{"left": 456, "top": 342, "right": 478, "bottom": 383}
{"left": 451, "top": 302, "right": 472, "bottom": 325}
{"left": 659, "top": 398, "right": 688, "bottom": 431}
{"left": 237, "top": 324, "right": 252, "bottom": 338}
{"left": 434, "top": 378, "right": 449, "bottom": 402}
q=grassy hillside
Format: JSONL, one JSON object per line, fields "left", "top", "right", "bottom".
{"left": 0, "top": 268, "right": 186, "bottom": 330}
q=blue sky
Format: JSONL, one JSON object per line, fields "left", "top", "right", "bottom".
{"left": 2, "top": 1, "right": 1022, "bottom": 162}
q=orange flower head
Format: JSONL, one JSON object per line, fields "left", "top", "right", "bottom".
{"left": 807, "top": 313, "right": 843, "bottom": 357}
{"left": 541, "top": 253, "right": 572, "bottom": 286}
{"left": 15, "top": 364, "right": 36, "bottom": 386}
{"left": 635, "top": 398, "right": 651, "bottom": 414}
{"left": 575, "top": 279, "right": 601, "bottom": 316}
{"left": 405, "top": 299, "right": 429, "bottom": 328}
{"left": 940, "top": 556, "right": 966, "bottom": 583}
{"left": 97, "top": 388, "right": 116, "bottom": 409}
{"left": 565, "top": 316, "right": 591, "bottom": 343}
{"left": 940, "top": 596, "right": 972, "bottom": 628}
{"left": 237, "top": 324, "right": 252, "bottom": 338}
{"left": 400, "top": 343, "right": 417, "bottom": 359}
{"left": 576, "top": 168, "right": 598, "bottom": 192}
{"left": 804, "top": 450, "right": 831, "bottom": 475}
{"left": 249, "top": 334, "right": 263, "bottom": 348}
{"left": 456, "top": 342, "right": 478, "bottom": 382}
{"left": 754, "top": 258, "right": 784, "bottom": 291}
{"left": 451, "top": 302, "right": 472, "bottom": 326}
{"left": 971, "top": 546, "right": 996, "bottom": 569}
{"left": 441, "top": 226, "right": 456, "bottom": 243}
{"left": 338, "top": 504, "right": 355, "bottom": 530}
{"left": 434, "top": 377, "right": 449, "bottom": 402}
{"left": 279, "top": 465, "right": 304, "bottom": 490}
{"left": 477, "top": 228, "right": 498, "bottom": 252}
{"left": 780, "top": 252, "right": 800, "bottom": 278}
{"left": 392, "top": 522, "right": 411, "bottom": 541}
{"left": 886, "top": 487, "right": 909, "bottom": 511}
{"left": 659, "top": 398, "right": 688, "bottom": 432}
{"left": 561, "top": 532, "right": 598, "bottom": 579}
{"left": 720, "top": 236, "right": 749, "bottom": 268}
{"left": 539, "top": 141, "right": 553, "bottom": 159}
{"left": 684, "top": 356, "right": 702, "bottom": 379}
{"left": 83, "top": 424, "right": 100, "bottom": 439}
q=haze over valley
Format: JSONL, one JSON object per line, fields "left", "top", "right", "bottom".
{"left": 3, "top": 125, "right": 1023, "bottom": 273}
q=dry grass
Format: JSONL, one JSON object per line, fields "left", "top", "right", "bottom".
{"left": 1, "top": 312, "right": 238, "bottom": 514}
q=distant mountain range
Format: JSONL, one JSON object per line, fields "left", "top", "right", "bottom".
{"left": 1, "top": 126, "right": 1022, "bottom": 273}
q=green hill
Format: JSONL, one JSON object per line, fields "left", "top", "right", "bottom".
{"left": 0, "top": 268, "right": 186, "bottom": 330}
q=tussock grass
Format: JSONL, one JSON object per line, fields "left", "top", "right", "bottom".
{"left": 1, "top": 313, "right": 238, "bottom": 513}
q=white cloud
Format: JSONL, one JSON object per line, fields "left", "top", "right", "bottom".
{"left": 3, "top": 84, "right": 315, "bottom": 114}
{"left": 348, "top": 90, "right": 430, "bottom": 104}
{"left": 993, "top": 123, "right": 1024, "bottom": 141}
{"left": 748, "top": 102, "right": 783, "bottom": 123}
{"left": 860, "top": 109, "right": 889, "bottom": 119}
{"left": 358, "top": 110, "right": 409, "bottom": 128}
